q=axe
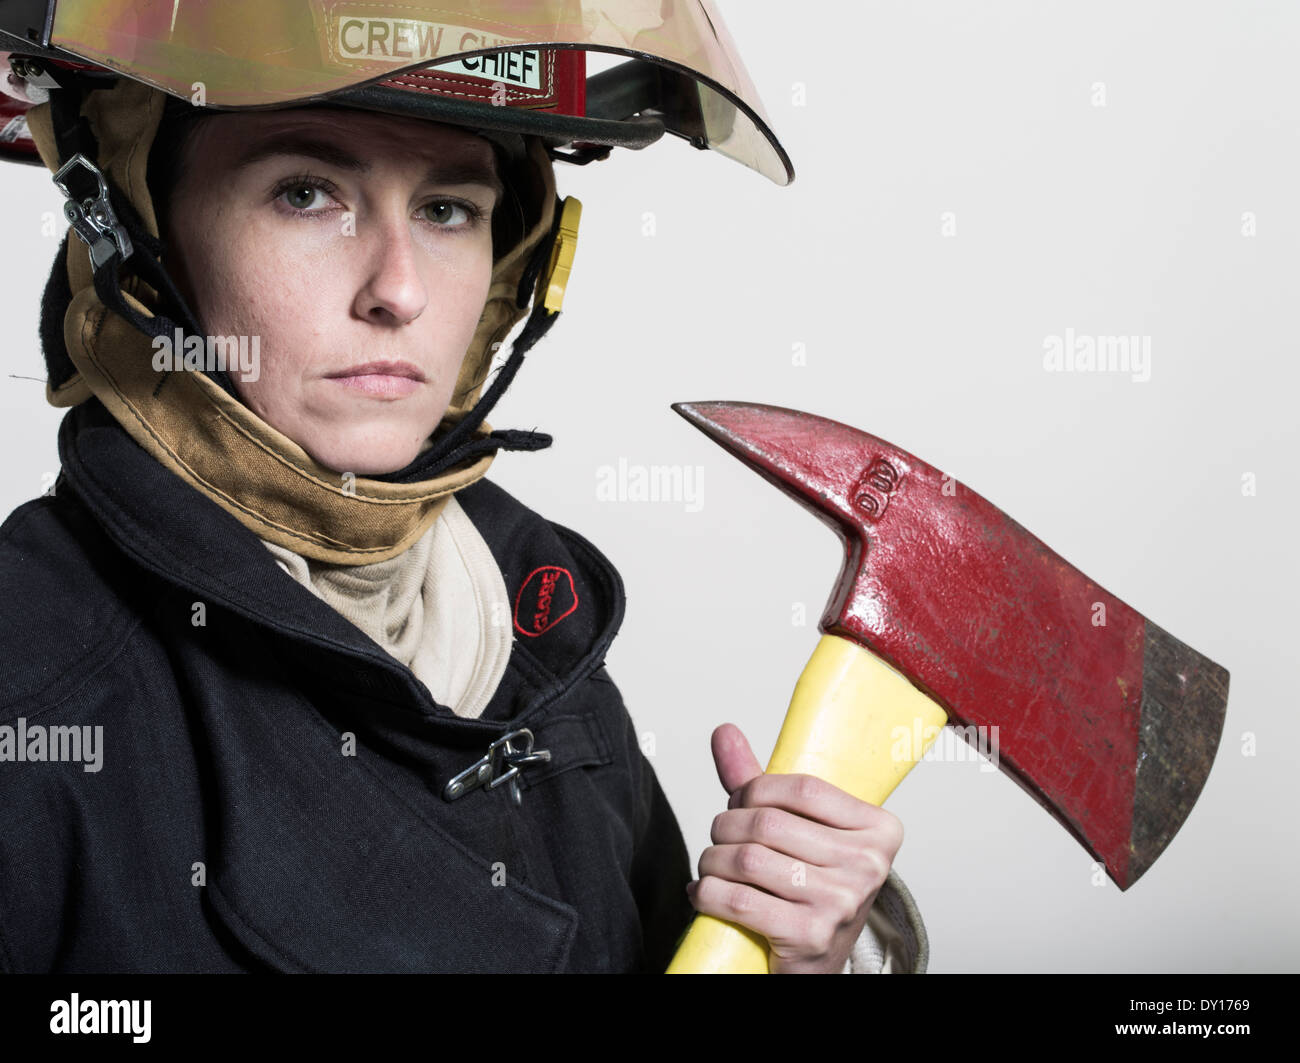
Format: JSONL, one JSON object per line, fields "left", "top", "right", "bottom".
{"left": 665, "top": 401, "right": 1229, "bottom": 974}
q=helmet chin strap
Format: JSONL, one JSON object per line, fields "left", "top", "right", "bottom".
{"left": 372, "top": 300, "right": 558, "bottom": 483}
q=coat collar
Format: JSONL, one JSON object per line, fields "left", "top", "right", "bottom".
{"left": 56, "top": 398, "right": 625, "bottom": 729}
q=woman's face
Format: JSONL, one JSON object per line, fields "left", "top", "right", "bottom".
{"left": 164, "top": 107, "right": 502, "bottom": 475}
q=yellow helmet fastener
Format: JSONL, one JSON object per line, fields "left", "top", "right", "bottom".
{"left": 539, "top": 196, "right": 582, "bottom": 313}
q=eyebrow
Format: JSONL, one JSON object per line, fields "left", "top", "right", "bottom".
{"left": 233, "top": 133, "right": 505, "bottom": 202}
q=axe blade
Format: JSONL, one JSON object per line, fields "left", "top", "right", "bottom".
{"left": 674, "top": 400, "right": 1229, "bottom": 889}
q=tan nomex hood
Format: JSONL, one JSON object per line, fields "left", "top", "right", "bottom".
{"left": 26, "top": 76, "right": 559, "bottom": 564}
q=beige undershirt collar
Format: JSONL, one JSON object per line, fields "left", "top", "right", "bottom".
{"left": 260, "top": 495, "right": 513, "bottom": 719}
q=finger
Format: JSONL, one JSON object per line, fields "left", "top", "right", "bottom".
{"left": 707, "top": 810, "right": 901, "bottom": 910}
{"left": 685, "top": 873, "right": 789, "bottom": 939}
{"left": 710, "top": 805, "right": 861, "bottom": 868}
{"left": 686, "top": 875, "right": 833, "bottom": 956}
{"left": 727, "top": 772, "right": 894, "bottom": 832}
{"left": 710, "top": 723, "right": 763, "bottom": 798}
{"left": 696, "top": 842, "right": 841, "bottom": 906}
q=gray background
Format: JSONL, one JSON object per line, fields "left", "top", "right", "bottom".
{"left": 2, "top": 1, "right": 1294, "bottom": 972}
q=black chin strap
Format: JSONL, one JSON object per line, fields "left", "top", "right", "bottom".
{"left": 91, "top": 192, "right": 206, "bottom": 338}
{"left": 374, "top": 300, "right": 559, "bottom": 484}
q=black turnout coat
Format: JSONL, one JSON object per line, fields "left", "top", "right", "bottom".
{"left": 0, "top": 399, "right": 696, "bottom": 973}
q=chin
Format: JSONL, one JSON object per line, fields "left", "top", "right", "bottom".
{"left": 305, "top": 437, "right": 423, "bottom": 478}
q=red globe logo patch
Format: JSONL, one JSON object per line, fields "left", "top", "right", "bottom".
{"left": 513, "top": 565, "right": 578, "bottom": 637}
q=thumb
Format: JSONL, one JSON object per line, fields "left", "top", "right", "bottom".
{"left": 711, "top": 723, "right": 764, "bottom": 805}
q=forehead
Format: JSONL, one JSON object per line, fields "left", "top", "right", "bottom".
{"left": 191, "top": 106, "right": 501, "bottom": 182}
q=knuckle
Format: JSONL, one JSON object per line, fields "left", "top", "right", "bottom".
{"left": 794, "top": 774, "right": 822, "bottom": 804}
{"left": 709, "top": 811, "right": 726, "bottom": 841}
{"left": 692, "top": 875, "right": 717, "bottom": 906}
{"left": 807, "top": 914, "right": 837, "bottom": 956}
{"left": 728, "top": 881, "right": 760, "bottom": 916}
{"left": 879, "top": 811, "right": 905, "bottom": 853}
{"left": 837, "top": 881, "right": 866, "bottom": 917}
{"left": 737, "top": 843, "right": 767, "bottom": 877}
{"left": 752, "top": 807, "right": 784, "bottom": 844}
{"left": 861, "top": 846, "right": 892, "bottom": 888}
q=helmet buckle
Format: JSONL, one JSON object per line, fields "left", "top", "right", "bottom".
{"left": 52, "top": 153, "right": 134, "bottom": 271}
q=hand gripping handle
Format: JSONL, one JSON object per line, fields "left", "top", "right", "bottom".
{"left": 665, "top": 633, "right": 948, "bottom": 974}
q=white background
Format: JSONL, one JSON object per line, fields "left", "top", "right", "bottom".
{"left": 2, "top": 1, "right": 1295, "bottom": 972}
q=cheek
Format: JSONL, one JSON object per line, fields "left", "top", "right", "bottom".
{"left": 410, "top": 234, "right": 493, "bottom": 330}
{"left": 447, "top": 238, "right": 496, "bottom": 326}
{"left": 438, "top": 250, "right": 495, "bottom": 364}
{"left": 174, "top": 219, "right": 253, "bottom": 330}
{"left": 179, "top": 231, "right": 324, "bottom": 384}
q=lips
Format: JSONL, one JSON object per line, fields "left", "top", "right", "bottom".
{"left": 325, "top": 360, "right": 425, "bottom": 399}
{"left": 326, "top": 360, "right": 426, "bottom": 382}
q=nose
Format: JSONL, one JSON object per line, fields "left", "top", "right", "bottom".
{"left": 352, "top": 210, "right": 428, "bottom": 326}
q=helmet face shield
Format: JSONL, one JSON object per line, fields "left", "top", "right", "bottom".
{"left": 4, "top": 0, "right": 791, "bottom": 183}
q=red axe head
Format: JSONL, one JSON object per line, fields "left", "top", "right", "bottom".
{"left": 674, "top": 400, "right": 1229, "bottom": 889}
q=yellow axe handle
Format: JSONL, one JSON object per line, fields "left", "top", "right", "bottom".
{"left": 665, "top": 632, "right": 949, "bottom": 974}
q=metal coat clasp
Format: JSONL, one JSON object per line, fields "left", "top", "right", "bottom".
{"left": 443, "top": 727, "right": 551, "bottom": 807}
